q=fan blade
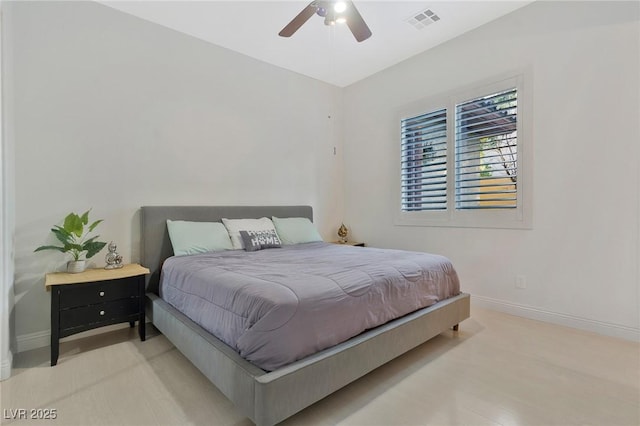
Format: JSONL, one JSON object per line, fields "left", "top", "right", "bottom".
{"left": 345, "top": 1, "right": 372, "bottom": 42}
{"left": 279, "top": 2, "right": 318, "bottom": 38}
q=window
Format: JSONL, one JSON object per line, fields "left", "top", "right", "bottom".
{"left": 397, "top": 75, "right": 531, "bottom": 228}
{"left": 401, "top": 109, "right": 447, "bottom": 211}
{"left": 455, "top": 87, "right": 518, "bottom": 210}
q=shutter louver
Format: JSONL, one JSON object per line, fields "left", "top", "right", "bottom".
{"left": 401, "top": 109, "right": 447, "bottom": 211}
{"left": 455, "top": 88, "right": 518, "bottom": 210}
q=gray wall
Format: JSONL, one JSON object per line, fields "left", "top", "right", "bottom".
{"left": 343, "top": 1, "right": 640, "bottom": 339}
{"left": 6, "top": 1, "right": 344, "bottom": 348}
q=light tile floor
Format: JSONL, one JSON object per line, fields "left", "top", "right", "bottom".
{"left": 1, "top": 307, "right": 638, "bottom": 425}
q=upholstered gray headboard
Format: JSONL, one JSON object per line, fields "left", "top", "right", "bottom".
{"left": 140, "top": 205, "right": 313, "bottom": 293}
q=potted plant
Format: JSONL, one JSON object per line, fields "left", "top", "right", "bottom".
{"left": 35, "top": 210, "right": 107, "bottom": 273}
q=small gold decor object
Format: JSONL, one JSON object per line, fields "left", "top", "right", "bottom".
{"left": 337, "top": 223, "right": 349, "bottom": 244}
{"left": 104, "top": 241, "right": 123, "bottom": 269}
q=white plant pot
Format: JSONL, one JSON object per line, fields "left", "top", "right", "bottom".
{"left": 67, "top": 260, "right": 87, "bottom": 273}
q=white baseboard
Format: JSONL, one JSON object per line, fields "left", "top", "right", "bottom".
{"left": 16, "top": 330, "right": 50, "bottom": 353}
{"left": 0, "top": 350, "right": 13, "bottom": 380}
{"left": 472, "top": 295, "right": 640, "bottom": 342}
{"left": 16, "top": 320, "right": 154, "bottom": 353}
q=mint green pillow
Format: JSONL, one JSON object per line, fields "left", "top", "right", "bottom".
{"left": 272, "top": 217, "right": 323, "bottom": 245}
{"left": 166, "top": 220, "right": 233, "bottom": 256}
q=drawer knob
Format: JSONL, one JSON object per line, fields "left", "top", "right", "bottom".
{"left": 99, "top": 291, "right": 105, "bottom": 297}
{"left": 99, "top": 310, "right": 105, "bottom": 316}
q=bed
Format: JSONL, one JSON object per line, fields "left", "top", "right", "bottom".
{"left": 141, "top": 205, "right": 470, "bottom": 426}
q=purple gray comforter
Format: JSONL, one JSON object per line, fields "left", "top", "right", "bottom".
{"left": 160, "top": 242, "right": 460, "bottom": 371}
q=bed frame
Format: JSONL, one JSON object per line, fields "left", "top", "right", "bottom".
{"left": 141, "top": 205, "right": 470, "bottom": 426}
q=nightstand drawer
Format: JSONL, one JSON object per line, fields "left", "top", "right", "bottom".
{"left": 60, "top": 299, "right": 140, "bottom": 330}
{"left": 59, "top": 278, "right": 139, "bottom": 309}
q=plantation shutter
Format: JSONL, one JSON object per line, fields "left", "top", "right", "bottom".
{"left": 455, "top": 88, "right": 518, "bottom": 209}
{"left": 401, "top": 109, "right": 447, "bottom": 211}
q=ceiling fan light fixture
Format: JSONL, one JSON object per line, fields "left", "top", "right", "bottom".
{"left": 279, "top": 0, "right": 372, "bottom": 42}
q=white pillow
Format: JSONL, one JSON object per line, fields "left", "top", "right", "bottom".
{"left": 166, "top": 220, "right": 233, "bottom": 256}
{"left": 271, "top": 216, "right": 323, "bottom": 245}
{"left": 221, "top": 217, "right": 278, "bottom": 250}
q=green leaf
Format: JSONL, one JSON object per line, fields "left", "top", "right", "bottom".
{"left": 34, "top": 245, "right": 65, "bottom": 253}
{"left": 84, "top": 241, "right": 107, "bottom": 259}
{"left": 88, "top": 219, "right": 103, "bottom": 233}
{"left": 80, "top": 209, "right": 90, "bottom": 225}
{"left": 64, "top": 243, "right": 84, "bottom": 253}
{"left": 63, "top": 213, "right": 84, "bottom": 238}
{"left": 64, "top": 243, "right": 84, "bottom": 261}
{"left": 51, "top": 227, "right": 72, "bottom": 245}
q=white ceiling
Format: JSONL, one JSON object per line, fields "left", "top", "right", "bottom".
{"left": 101, "top": 0, "right": 534, "bottom": 87}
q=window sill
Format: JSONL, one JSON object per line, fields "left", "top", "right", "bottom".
{"left": 395, "top": 209, "right": 532, "bottom": 230}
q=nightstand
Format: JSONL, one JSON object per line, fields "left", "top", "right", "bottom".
{"left": 330, "top": 241, "right": 365, "bottom": 247}
{"left": 45, "top": 263, "right": 150, "bottom": 366}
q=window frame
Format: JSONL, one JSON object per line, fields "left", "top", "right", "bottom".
{"left": 395, "top": 72, "right": 532, "bottom": 229}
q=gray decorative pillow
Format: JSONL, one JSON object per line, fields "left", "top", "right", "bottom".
{"left": 239, "top": 230, "right": 282, "bottom": 252}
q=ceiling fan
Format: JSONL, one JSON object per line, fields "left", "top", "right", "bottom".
{"left": 279, "top": 1, "right": 372, "bottom": 43}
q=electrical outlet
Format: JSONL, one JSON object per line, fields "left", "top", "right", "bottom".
{"left": 515, "top": 275, "right": 527, "bottom": 289}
